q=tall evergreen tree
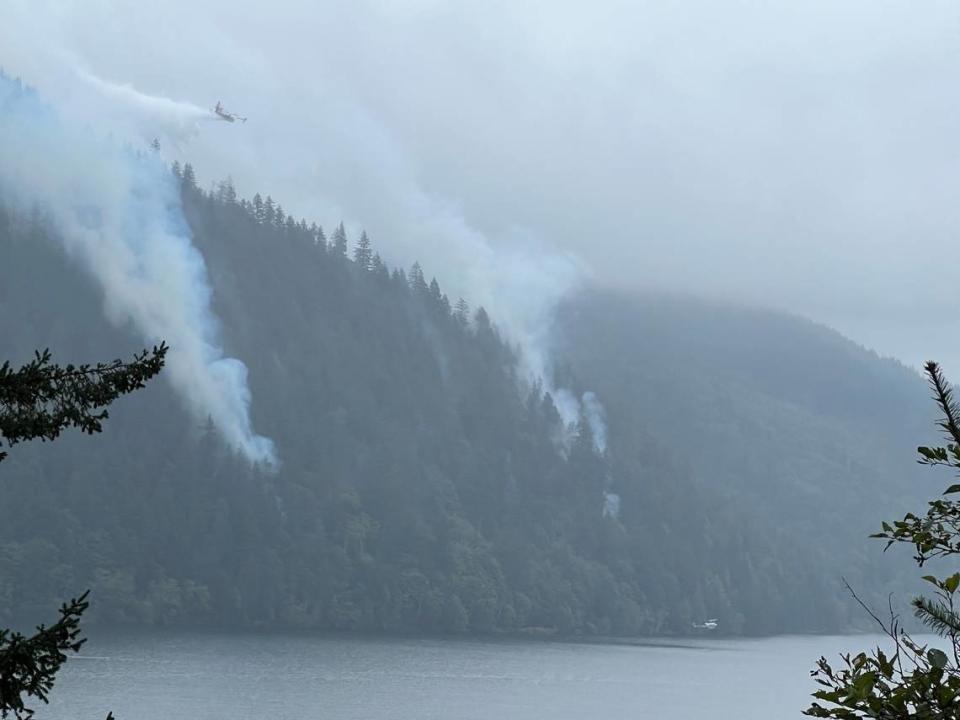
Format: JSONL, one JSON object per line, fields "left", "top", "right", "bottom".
{"left": 474, "top": 306, "right": 492, "bottom": 333}
{"left": 428, "top": 278, "right": 442, "bottom": 305}
{"left": 454, "top": 298, "right": 470, "bottom": 325}
{"left": 310, "top": 223, "right": 325, "bottom": 247}
{"left": 331, "top": 222, "right": 348, "bottom": 257}
{"left": 371, "top": 253, "right": 388, "bottom": 279}
{"left": 263, "top": 196, "right": 276, "bottom": 226}
{"left": 181, "top": 163, "right": 197, "bottom": 191}
{"left": 216, "top": 178, "right": 237, "bottom": 205}
{"left": 409, "top": 262, "right": 428, "bottom": 295}
{"left": 353, "top": 231, "right": 373, "bottom": 271}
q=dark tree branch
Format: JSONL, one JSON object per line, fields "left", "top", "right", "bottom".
{"left": 0, "top": 593, "right": 89, "bottom": 719}
{"left": 0, "top": 344, "right": 167, "bottom": 462}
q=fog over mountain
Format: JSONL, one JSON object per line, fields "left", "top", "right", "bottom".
{"left": 4, "top": 0, "right": 958, "bottom": 370}
{"left": 8, "top": 5, "right": 960, "bottom": 719}
{"left": 0, "top": 140, "right": 933, "bottom": 635}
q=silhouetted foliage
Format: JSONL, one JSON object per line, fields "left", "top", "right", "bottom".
{"left": 0, "top": 594, "right": 88, "bottom": 719}
{"left": 0, "top": 346, "right": 166, "bottom": 463}
{"left": 0, "top": 332, "right": 164, "bottom": 717}
{"left": 806, "top": 362, "right": 960, "bottom": 718}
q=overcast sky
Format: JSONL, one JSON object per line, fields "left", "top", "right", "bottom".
{"left": 4, "top": 1, "right": 960, "bottom": 371}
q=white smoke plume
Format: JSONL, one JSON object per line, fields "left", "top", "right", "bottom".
{"left": 302, "top": 102, "right": 607, "bottom": 445}
{"left": 581, "top": 391, "right": 608, "bottom": 455}
{"left": 0, "top": 4, "right": 612, "bottom": 456}
{"left": 0, "top": 73, "right": 277, "bottom": 467}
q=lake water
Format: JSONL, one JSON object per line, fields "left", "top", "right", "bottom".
{"left": 43, "top": 631, "right": 906, "bottom": 719}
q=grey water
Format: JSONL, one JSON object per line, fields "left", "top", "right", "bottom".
{"left": 44, "top": 631, "right": 908, "bottom": 719}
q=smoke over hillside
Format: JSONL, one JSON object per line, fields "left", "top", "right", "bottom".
{"left": 0, "top": 73, "right": 276, "bottom": 466}
{"left": 1, "top": 62, "right": 610, "bottom": 450}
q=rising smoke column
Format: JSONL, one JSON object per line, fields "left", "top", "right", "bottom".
{"left": 581, "top": 391, "right": 607, "bottom": 455}
{"left": 0, "top": 73, "right": 277, "bottom": 466}
{"left": 304, "top": 102, "right": 610, "bottom": 449}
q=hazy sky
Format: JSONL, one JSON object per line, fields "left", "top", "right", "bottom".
{"left": 4, "top": 1, "right": 959, "bottom": 370}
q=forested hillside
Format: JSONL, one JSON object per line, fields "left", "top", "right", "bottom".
{"left": 558, "top": 292, "right": 935, "bottom": 632}
{"left": 0, "top": 167, "right": 932, "bottom": 637}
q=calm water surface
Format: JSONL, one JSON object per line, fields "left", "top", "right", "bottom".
{"left": 43, "top": 631, "right": 905, "bottom": 719}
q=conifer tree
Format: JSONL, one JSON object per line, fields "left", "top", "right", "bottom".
{"left": 371, "top": 253, "right": 388, "bottom": 279}
{"left": 353, "top": 231, "right": 373, "bottom": 271}
{"left": 263, "top": 196, "right": 276, "bottom": 226}
{"left": 181, "top": 163, "right": 197, "bottom": 190}
{"left": 409, "top": 262, "right": 428, "bottom": 295}
{"left": 474, "top": 307, "right": 492, "bottom": 333}
{"left": 428, "top": 278, "right": 442, "bottom": 304}
{"left": 314, "top": 224, "right": 327, "bottom": 248}
{"left": 0, "top": 344, "right": 166, "bottom": 717}
{"left": 217, "top": 178, "right": 237, "bottom": 205}
{"left": 454, "top": 298, "right": 470, "bottom": 325}
{"left": 331, "top": 222, "right": 348, "bottom": 257}
{"left": 540, "top": 391, "right": 562, "bottom": 429}
{"left": 0, "top": 346, "right": 167, "bottom": 463}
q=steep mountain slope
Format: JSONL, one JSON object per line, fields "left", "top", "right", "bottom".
{"left": 558, "top": 291, "right": 934, "bottom": 632}
{"left": 0, "top": 169, "right": 931, "bottom": 637}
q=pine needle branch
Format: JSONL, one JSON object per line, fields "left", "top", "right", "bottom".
{"left": 925, "top": 361, "right": 960, "bottom": 448}
{"left": 913, "top": 595, "right": 960, "bottom": 636}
